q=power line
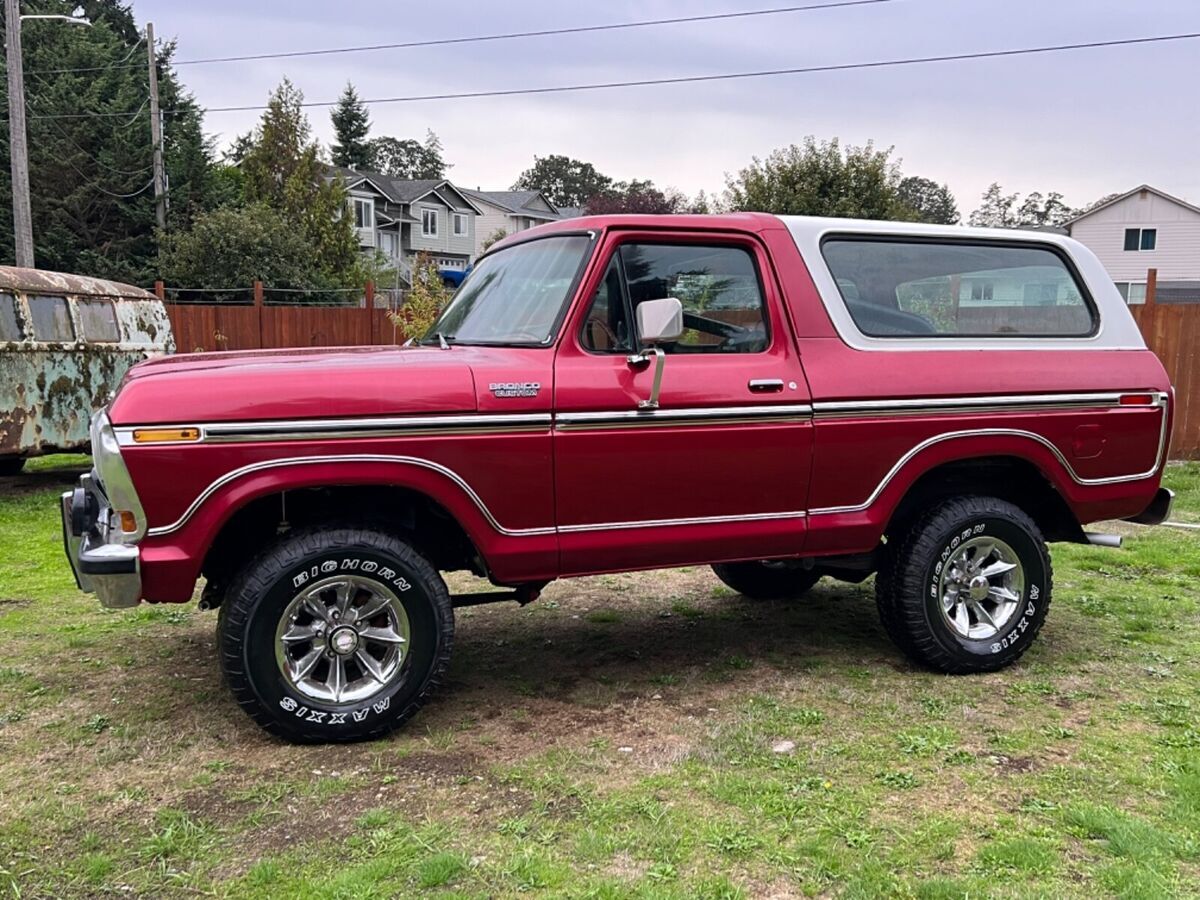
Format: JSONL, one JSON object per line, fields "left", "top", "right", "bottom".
{"left": 18, "top": 30, "right": 1200, "bottom": 120}
{"left": 26, "top": 34, "right": 144, "bottom": 75}
{"left": 26, "top": 0, "right": 895, "bottom": 75}
{"left": 195, "top": 31, "right": 1200, "bottom": 112}
{"left": 26, "top": 98, "right": 154, "bottom": 177}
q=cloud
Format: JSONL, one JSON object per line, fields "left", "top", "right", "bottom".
{"left": 141, "top": 0, "right": 1200, "bottom": 212}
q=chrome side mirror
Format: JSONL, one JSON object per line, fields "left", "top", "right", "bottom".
{"left": 627, "top": 298, "right": 683, "bottom": 410}
{"left": 635, "top": 297, "right": 683, "bottom": 344}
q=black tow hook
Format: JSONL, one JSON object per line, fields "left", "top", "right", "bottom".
{"left": 70, "top": 486, "right": 100, "bottom": 537}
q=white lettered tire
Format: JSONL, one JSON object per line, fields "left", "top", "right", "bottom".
{"left": 876, "top": 496, "right": 1052, "bottom": 674}
{"left": 218, "top": 526, "right": 454, "bottom": 743}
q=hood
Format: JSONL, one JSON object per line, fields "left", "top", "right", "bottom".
{"left": 108, "top": 344, "right": 480, "bottom": 425}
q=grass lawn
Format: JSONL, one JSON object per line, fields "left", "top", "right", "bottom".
{"left": 0, "top": 457, "right": 1198, "bottom": 898}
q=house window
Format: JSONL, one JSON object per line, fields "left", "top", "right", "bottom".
{"left": 352, "top": 198, "right": 373, "bottom": 229}
{"left": 1124, "top": 227, "right": 1157, "bottom": 251}
{"left": 452, "top": 213, "right": 467, "bottom": 236}
{"left": 1127, "top": 283, "right": 1148, "bottom": 305}
{"left": 422, "top": 209, "right": 438, "bottom": 237}
{"left": 969, "top": 282, "right": 994, "bottom": 302}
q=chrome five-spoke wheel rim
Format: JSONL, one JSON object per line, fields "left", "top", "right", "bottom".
{"left": 937, "top": 536, "right": 1024, "bottom": 641}
{"left": 275, "top": 575, "right": 410, "bottom": 705}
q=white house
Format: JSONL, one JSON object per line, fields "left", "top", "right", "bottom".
{"left": 328, "top": 167, "right": 483, "bottom": 278}
{"left": 1066, "top": 185, "right": 1200, "bottom": 304}
{"left": 460, "top": 189, "right": 561, "bottom": 257}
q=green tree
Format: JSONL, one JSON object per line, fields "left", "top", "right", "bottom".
{"left": 896, "top": 176, "right": 960, "bottom": 224}
{"left": 585, "top": 179, "right": 681, "bottom": 215}
{"left": 480, "top": 228, "right": 508, "bottom": 252}
{"left": 240, "top": 78, "right": 361, "bottom": 284}
{"left": 0, "top": 0, "right": 216, "bottom": 282}
{"left": 969, "top": 184, "right": 1077, "bottom": 228}
{"left": 330, "top": 82, "right": 372, "bottom": 169}
{"left": 158, "top": 203, "right": 328, "bottom": 290}
{"left": 368, "top": 130, "right": 448, "bottom": 179}
{"left": 512, "top": 155, "right": 613, "bottom": 209}
{"left": 725, "top": 137, "right": 908, "bottom": 220}
{"left": 388, "top": 252, "right": 452, "bottom": 339}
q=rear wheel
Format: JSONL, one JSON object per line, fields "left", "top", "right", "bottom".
{"left": 712, "top": 560, "right": 822, "bottom": 600}
{"left": 876, "top": 495, "right": 1051, "bottom": 674}
{"left": 219, "top": 525, "right": 454, "bottom": 743}
{"left": 0, "top": 457, "right": 25, "bottom": 476}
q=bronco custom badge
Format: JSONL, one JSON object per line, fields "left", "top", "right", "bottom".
{"left": 489, "top": 381, "right": 541, "bottom": 398}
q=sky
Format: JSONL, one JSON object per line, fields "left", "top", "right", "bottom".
{"left": 132, "top": 0, "right": 1200, "bottom": 216}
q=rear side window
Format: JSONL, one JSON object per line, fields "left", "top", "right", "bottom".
{"left": 77, "top": 297, "right": 120, "bottom": 342}
{"left": 27, "top": 295, "right": 75, "bottom": 342}
{"left": 0, "top": 293, "right": 21, "bottom": 341}
{"left": 822, "top": 239, "right": 1096, "bottom": 338}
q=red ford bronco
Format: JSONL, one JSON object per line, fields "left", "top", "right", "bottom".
{"left": 61, "top": 214, "right": 1174, "bottom": 743}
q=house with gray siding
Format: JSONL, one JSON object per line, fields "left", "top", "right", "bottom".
{"left": 1066, "top": 185, "right": 1200, "bottom": 304}
{"left": 460, "top": 189, "right": 561, "bottom": 257}
{"left": 328, "top": 167, "right": 483, "bottom": 278}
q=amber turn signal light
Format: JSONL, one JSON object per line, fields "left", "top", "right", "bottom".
{"left": 118, "top": 510, "right": 138, "bottom": 533}
{"left": 131, "top": 427, "right": 201, "bottom": 443}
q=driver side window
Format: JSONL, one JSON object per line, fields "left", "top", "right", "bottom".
{"left": 580, "top": 242, "right": 769, "bottom": 354}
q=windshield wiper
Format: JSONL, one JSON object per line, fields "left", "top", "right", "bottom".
{"left": 417, "top": 331, "right": 453, "bottom": 349}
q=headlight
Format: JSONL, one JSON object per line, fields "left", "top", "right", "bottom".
{"left": 90, "top": 412, "right": 146, "bottom": 543}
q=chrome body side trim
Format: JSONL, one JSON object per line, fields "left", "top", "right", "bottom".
{"left": 558, "top": 510, "right": 806, "bottom": 534}
{"left": 811, "top": 392, "right": 1137, "bottom": 418}
{"left": 554, "top": 405, "right": 813, "bottom": 430}
{"left": 134, "top": 393, "right": 1167, "bottom": 538}
{"left": 115, "top": 413, "right": 552, "bottom": 446}
{"left": 145, "top": 454, "right": 558, "bottom": 539}
{"left": 809, "top": 407, "right": 1168, "bottom": 517}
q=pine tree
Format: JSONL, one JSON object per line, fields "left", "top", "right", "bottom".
{"left": 0, "top": 0, "right": 217, "bottom": 282}
{"left": 241, "top": 79, "right": 362, "bottom": 286}
{"left": 330, "top": 82, "right": 372, "bottom": 169}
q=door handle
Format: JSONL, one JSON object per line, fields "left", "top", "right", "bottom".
{"left": 748, "top": 378, "right": 784, "bottom": 393}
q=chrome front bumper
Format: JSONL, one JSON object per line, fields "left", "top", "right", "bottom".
{"left": 61, "top": 474, "right": 142, "bottom": 609}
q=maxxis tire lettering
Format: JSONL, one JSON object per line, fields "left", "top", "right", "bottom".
{"left": 218, "top": 525, "right": 453, "bottom": 744}
{"left": 875, "top": 495, "right": 1053, "bottom": 675}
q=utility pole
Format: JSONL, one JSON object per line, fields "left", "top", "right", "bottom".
{"left": 5, "top": 0, "right": 34, "bottom": 267}
{"left": 146, "top": 21, "right": 166, "bottom": 231}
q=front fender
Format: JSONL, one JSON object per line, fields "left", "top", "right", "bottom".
{"left": 136, "top": 456, "right": 558, "bottom": 602}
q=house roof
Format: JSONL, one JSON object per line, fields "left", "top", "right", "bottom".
{"left": 462, "top": 188, "right": 561, "bottom": 221}
{"left": 1065, "top": 183, "right": 1200, "bottom": 226}
{"left": 326, "top": 165, "right": 483, "bottom": 213}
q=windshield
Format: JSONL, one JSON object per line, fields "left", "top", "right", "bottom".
{"left": 424, "top": 234, "right": 592, "bottom": 345}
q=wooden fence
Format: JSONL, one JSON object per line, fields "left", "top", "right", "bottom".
{"left": 157, "top": 273, "right": 1200, "bottom": 459}
{"left": 1131, "top": 288, "right": 1200, "bottom": 460}
{"left": 158, "top": 281, "right": 408, "bottom": 353}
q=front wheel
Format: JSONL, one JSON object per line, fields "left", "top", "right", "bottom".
{"left": 712, "top": 560, "right": 822, "bottom": 600}
{"left": 876, "top": 496, "right": 1051, "bottom": 674}
{"left": 219, "top": 526, "right": 454, "bottom": 743}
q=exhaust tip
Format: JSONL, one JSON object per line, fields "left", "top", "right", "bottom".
{"left": 1085, "top": 532, "right": 1123, "bottom": 548}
